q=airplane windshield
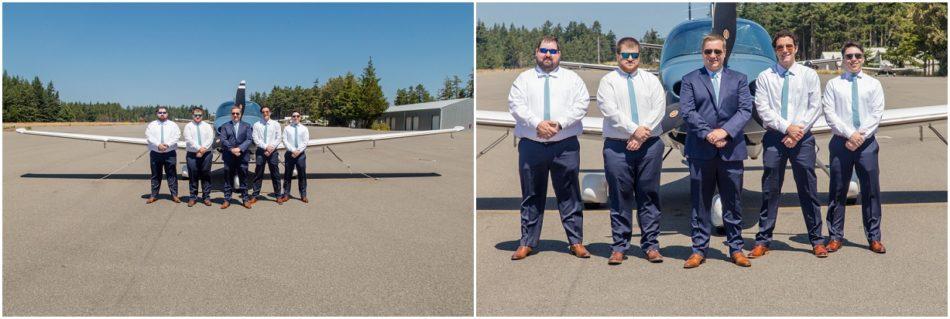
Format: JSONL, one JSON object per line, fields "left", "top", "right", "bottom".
{"left": 661, "top": 20, "right": 775, "bottom": 62}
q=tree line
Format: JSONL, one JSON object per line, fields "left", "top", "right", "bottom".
{"left": 477, "top": 3, "right": 946, "bottom": 75}
{"left": 5, "top": 58, "right": 475, "bottom": 127}
{"left": 739, "top": 2, "right": 946, "bottom": 75}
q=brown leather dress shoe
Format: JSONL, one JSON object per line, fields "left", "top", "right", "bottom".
{"left": 171, "top": 196, "right": 181, "bottom": 203}
{"left": 731, "top": 252, "right": 752, "bottom": 267}
{"left": 569, "top": 244, "right": 591, "bottom": 258}
{"left": 511, "top": 246, "right": 533, "bottom": 260}
{"left": 683, "top": 253, "right": 705, "bottom": 268}
{"left": 187, "top": 199, "right": 196, "bottom": 207}
{"left": 645, "top": 249, "right": 664, "bottom": 263}
{"left": 826, "top": 239, "right": 843, "bottom": 252}
{"left": 203, "top": 199, "right": 212, "bottom": 206}
{"left": 869, "top": 241, "right": 886, "bottom": 254}
{"left": 607, "top": 251, "right": 626, "bottom": 265}
{"left": 813, "top": 244, "right": 829, "bottom": 258}
{"left": 248, "top": 198, "right": 258, "bottom": 205}
{"left": 145, "top": 197, "right": 157, "bottom": 204}
{"left": 220, "top": 201, "right": 230, "bottom": 209}
{"left": 243, "top": 202, "right": 252, "bottom": 209}
{"left": 300, "top": 197, "right": 309, "bottom": 203}
{"left": 277, "top": 196, "right": 289, "bottom": 204}
{"left": 747, "top": 244, "right": 769, "bottom": 259}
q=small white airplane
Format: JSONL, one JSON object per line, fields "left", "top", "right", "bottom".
{"left": 478, "top": 4, "right": 948, "bottom": 230}
{"left": 17, "top": 81, "right": 464, "bottom": 186}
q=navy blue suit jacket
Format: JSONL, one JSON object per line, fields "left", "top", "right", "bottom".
{"left": 678, "top": 67, "right": 753, "bottom": 161}
{"left": 218, "top": 121, "right": 254, "bottom": 163}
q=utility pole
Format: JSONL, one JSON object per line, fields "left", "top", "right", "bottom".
{"left": 597, "top": 36, "right": 601, "bottom": 64}
{"left": 689, "top": 2, "right": 692, "bottom": 20}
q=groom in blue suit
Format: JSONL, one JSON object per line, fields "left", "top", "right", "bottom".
{"left": 679, "top": 34, "right": 753, "bottom": 268}
{"left": 219, "top": 105, "right": 254, "bottom": 209}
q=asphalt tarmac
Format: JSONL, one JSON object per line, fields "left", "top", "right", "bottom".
{"left": 475, "top": 68, "right": 947, "bottom": 316}
{"left": 4, "top": 125, "right": 473, "bottom": 316}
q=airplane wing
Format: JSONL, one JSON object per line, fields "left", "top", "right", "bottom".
{"left": 15, "top": 126, "right": 466, "bottom": 149}
{"left": 15, "top": 128, "right": 189, "bottom": 148}
{"left": 301, "top": 126, "right": 465, "bottom": 147}
{"left": 477, "top": 105, "right": 947, "bottom": 136}
{"left": 560, "top": 61, "right": 658, "bottom": 75}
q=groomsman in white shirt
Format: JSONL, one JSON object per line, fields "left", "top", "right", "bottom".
{"left": 822, "top": 41, "right": 887, "bottom": 254}
{"left": 597, "top": 36, "right": 667, "bottom": 265}
{"left": 145, "top": 106, "right": 181, "bottom": 204}
{"left": 748, "top": 30, "right": 828, "bottom": 259}
{"left": 508, "top": 36, "right": 591, "bottom": 261}
{"left": 250, "top": 105, "right": 283, "bottom": 205}
{"left": 279, "top": 111, "right": 309, "bottom": 204}
{"left": 183, "top": 106, "right": 214, "bottom": 207}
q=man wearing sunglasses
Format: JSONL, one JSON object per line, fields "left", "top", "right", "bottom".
{"left": 183, "top": 107, "right": 214, "bottom": 207}
{"left": 821, "top": 41, "right": 886, "bottom": 254}
{"left": 279, "top": 111, "right": 309, "bottom": 204}
{"left": 250, "top": 105, "right": 283, "bottom": 205}
{"left": 218, "top": 104, "right": 254, "bottom": 209}
{"left": 596, "top": 37, "right": 667, "bottom": 265}
{"left": 145, "top": 106, "right": 182, "bottom": 204}
{"left": 508, "top": 35, "right": 590, "bottom": 261}
{"left": 679, "top": 34, "right": 754, "bottom": 268}
{"left": 749, "top": 30, "right": 827, "bottom": 259}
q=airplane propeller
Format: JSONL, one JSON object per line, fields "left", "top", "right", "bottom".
{"left": 711, "top": 3, "right": 738, "bottom": 67}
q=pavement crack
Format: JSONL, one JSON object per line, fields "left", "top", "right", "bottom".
{"left": 112, "top": 204, "right": 179, "bottom": 309}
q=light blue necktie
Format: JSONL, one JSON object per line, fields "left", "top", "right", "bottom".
{"left": 712, "top": 72, "right": 720, "bottom": 105}
{"left": 851, "top": 74, "right": 861, "bottom": 129}
{"left": 196, "top": 122, "right": 202, "bottom": 146}
{"left": 294, "top": 125, "right": 299, "bottom": 148}
{"left": 543, "top": 75, "right": 551, "bottom": 120}
{"left": 626, "top": 73, "right": 639, "bottom": 124}
{"left": 780, "top": 70, "right": 790, "bottom": 119}
{"left": 263, "top": 121, "right": 268, "bottom": 144}
{"left": 159, "top": 121, "right": 164, "bottom": 145}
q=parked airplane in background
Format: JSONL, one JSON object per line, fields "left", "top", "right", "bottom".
{"left": 477, "top": 3, "right": 947, "bottom": 229}
{"left": 18, "top": 80, "right": 464, "bottom": 186}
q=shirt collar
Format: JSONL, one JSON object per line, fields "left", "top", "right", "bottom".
{"left": 846, "top": 71, "right": 863, "bottom": 81}
{"left": 616, "top": 68, "right": 638, "bottom": 78}
{"left": 774, "top": 63, "right": 795, "bottom": 77}
{"left": 704, "top": 67, "right": 721, "bottom": 78}
{"left": 535, "top": 65, "right": 560, "bottom": 78}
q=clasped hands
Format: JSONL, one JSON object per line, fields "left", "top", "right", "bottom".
{"left": 705, "top": 128, "right": 730, "bottom": 148}
{"left": 625, "top": 126, "right": 652, "bottom": 151}
{"left": 536, "top": 120, "right": 561, "bottom": 139}
{"left": 845, "top": 132, "right": 865, "bottom": 151}
{"left": 782, "top": 124, "right": 806, "bottom": 148}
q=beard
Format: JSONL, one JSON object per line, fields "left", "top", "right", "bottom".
{"left": 537, "top": 57, "right": 558, "bottom": 73}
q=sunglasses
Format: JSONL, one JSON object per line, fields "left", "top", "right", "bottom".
{"left": 157, "top": 111, "right": 167, "bottom": 114}
{"left": 845, "top": 53, "right": 864, "bottom": 60}
{"left": 775, "top": 44, "right": 795, "bottom": 51}
{"left": 539, "top": 48, "right": 559, "bottom": 55}
{"left": 292, "top": 115, "right": 301, "bottom": 118}
{"left": 703, "top": 49, "right": 723, "bottom": 56}
{"left": 620, "top": 52, "right": 639, "bottom": 59}
{"left": 262, "top": 110, "right": 271, "bottom": 113}
{"left": 192, "top": 114, "right": 203, "bottom": 117}
{"left": 231, "top": 112, "right": 241, "bottom": 115}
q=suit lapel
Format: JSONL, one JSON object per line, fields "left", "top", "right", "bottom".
{"left": 698, "top": 68, "right": 717, "bottom": 108}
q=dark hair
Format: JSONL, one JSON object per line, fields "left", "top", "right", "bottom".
{"left": 616, "top": 37, "right": 640, "bottom": 53}
{"left": 260, "top": 105, "right": 270, "bottom": 112}
{"left": 156, "top": 106, "right": 168, "bottom": 113}
{"left": 840, "top": 41, "right": 864, "bottom": 56}
{"left": 190, "top": 106, "right": 203, "bottom": 113}
{"left": 536, "top": 36, "right": 559, "bottom": 50}
{"left": 231, "top": 106, "right": 242, "bottom": 113}
{"left": 701, "top": 34, "right": 726, "bottom": 50}
{"left": 291, "top": 110, "right": 302, "bottom": 116}
{"left": 772, "top": 29, "right": 798, "bottom": 48}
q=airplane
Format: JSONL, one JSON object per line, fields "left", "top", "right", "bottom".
{"left": 476, "top": 3, "right": 948, "bottom": 229}
{"left": 16, "top": 80, "right": 465, "bottom": 188}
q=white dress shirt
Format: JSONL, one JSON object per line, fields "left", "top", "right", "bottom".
{"left": 508, "top": 66, "right": 590, "bottom": 142}
{"left": 146, "top": 119, "right": 181, "bottom": 153}
{"left": 755, "top": 63, "right": 823, "bottom": 133}
{"left": 821, "top": 71, "right": 885, "bottom": 138}
{"left": 253, "top": 119, "right": 283, "bottom": 150}
{"left": 183, "top": 120, "right": 214, "bottom": 153}
{"left": 283, "top": 123, "right": 309, "bottom": 153}
{"left": 597, "top": 68, "right": 666, "bottom": 140}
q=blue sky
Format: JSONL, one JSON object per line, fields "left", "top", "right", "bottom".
{"left": 3, "top": 3, "right": 474, "bottom": 109}
{"left": 478, "top": 2, "right": 712, "bottom": 39}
